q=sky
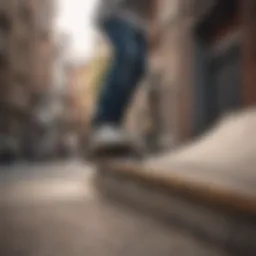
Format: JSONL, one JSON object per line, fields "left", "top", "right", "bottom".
{"left": 56, "top": 0, "right": 99, "bottom": 61}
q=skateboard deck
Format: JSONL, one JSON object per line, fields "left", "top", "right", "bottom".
{"left": 89, "top": 141, "right": 144, "bottom": 162}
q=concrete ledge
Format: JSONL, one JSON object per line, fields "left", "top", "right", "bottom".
{"left": 94, "top": 161, "right": 256, "bottom": 255}
{"left": 100, "top": 161, "right": 256, "bottom": 215}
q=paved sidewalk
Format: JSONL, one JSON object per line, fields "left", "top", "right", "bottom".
{"left": 0, "top": 162, "right": 222, "bottom": 256}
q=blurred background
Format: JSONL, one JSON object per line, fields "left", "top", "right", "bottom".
{"left": 0, "top": 1, "right": 256, "bottom": 255}
{"left": 0, "top": 0, "right": 254, "bottom": 161}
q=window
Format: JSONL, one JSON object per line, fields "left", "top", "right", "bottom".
{"left": 0, "top": 12, "right": 11, "bottom": 32}
{"left": 193, "top": 0, "right": 241, "bottom": 135}
{"left": 190, "top": 0, "right": 217, "bottom": 18}
{"left": 0, "top": 30, "right": 8, "bottom": 54}
{"left": 0, "top": 15, "right": 9, "bottom": 64}
{"left": 18, "top": 0, "right": 32, "bottom": 24}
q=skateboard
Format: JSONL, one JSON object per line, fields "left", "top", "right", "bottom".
{"left": 89, "top": 142, "right": 144, "bottom": 162}
{"left": 90, "top": 142, "right": 144, "bottom": 201}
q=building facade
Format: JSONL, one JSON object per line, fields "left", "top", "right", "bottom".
{"left": 32, "top": 0, "right": 55, "bottom": 94}
{"left": 0, "top": 0, "right": 55, "bottom": 159}
{"left": 0, "top": 0, "right": 36, "bottom": 158}
{"left": 127, "top": 0, "right": 256, "bottom": 152}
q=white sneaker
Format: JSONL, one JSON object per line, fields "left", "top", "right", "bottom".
{"left": 89, "top": 125, "right": 131, "bottom": 154}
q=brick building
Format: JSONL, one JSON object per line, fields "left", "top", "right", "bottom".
{"left": 0, "top": 0, "right": 55, "bottom": 158}
{"left": 0, "top": 0, "right": 36, "bottom": 157}
{"left": 127, "top": 0, "right": 256, "bottom": 151}
{"left": 32, "top": 0, "right": 55, "bottom": 93}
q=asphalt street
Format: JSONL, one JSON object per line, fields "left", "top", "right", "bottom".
{"left": 0, "top": 161, "right": 223, "bottom": 256}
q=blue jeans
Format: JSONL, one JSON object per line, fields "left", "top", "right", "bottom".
{"left": 93, "top": 17, "right": 147, "bottom": 127}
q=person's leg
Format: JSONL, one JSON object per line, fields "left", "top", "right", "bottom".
{"left": 114, "top": 30, "right": 148, "bottom": 124}
{"left": 92, "top": 18, "right": 139, "bottom": 127}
